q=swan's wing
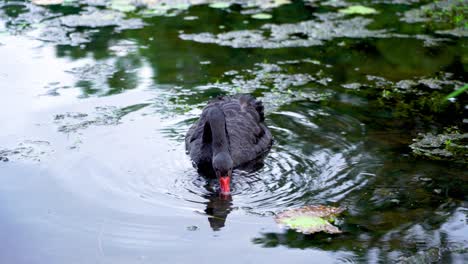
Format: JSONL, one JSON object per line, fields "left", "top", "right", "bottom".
{"left": 221, "top": 97, "right": 272, "bottom": 166}
{"left": 186, "top": 95, "right": 272, "bottom": 168}
{"left": 185, "top": 108, "right": 215, "bottom": 171}
{"left": 185, "top": 121, "right": 198, "bottom": 152}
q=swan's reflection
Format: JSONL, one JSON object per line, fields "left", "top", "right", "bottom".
{"left": 200, "top": 159, "right": 267, "bottom": 231}
{"left": 204, "top": 193, "right": 233, "bottom": 231}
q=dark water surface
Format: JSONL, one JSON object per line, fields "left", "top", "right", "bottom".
{"left": 0, "top": 0, "right": 467, "bottom": 263}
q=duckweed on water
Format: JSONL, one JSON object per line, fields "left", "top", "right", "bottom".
{"left": 340, "top": 73, "right": 466, "bottom": 122}
{"left": 201, "top": 62, "right": 332, "bottom": 111}
{"left": 54, "top": 104, "right": 148, "bottom": 133}
{"left": 0, "top": 140, "right": 52, "bottom": 162}
{"left": 59, "top": 9, "right": 144, "bottom": 29}
{"left": 403, "top": 0, "right": 468, "bottom": 36}
{"left": 180, "top": 11, "right": 448, "bottom": 48}
{"left": 1, "top": 2, "right": 145, "bottom": 45}
{"left": 180, "top": 16, "right": 386, "bottom": 48}
{"left": 410, "top": 131, "right": 468, "bottom": 163}
{"left": 49, "top": 0, "right": 293, "bottom": 16}
{"left": 18, "top": 0, "right": 456, "bottom": 47}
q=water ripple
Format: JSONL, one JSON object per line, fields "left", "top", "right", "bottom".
{"left": 160, "top": 104, "right": 381, "bottom": 217}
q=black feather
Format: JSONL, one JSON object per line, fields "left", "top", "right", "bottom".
{"left": 185, "top": 94, "right": 273, "bottom": 174}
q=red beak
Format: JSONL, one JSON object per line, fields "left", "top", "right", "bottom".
{"left": 219, "top": 176, "right": 230, "bottom": 194}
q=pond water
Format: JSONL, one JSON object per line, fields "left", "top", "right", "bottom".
{"left": 0, "top": 0, "right": 466, "bottom": 263}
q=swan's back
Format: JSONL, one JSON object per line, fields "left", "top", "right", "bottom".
{"left": 185, "top": 95, "right": 272, "bottom": 169}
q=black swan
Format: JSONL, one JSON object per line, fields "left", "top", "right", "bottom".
{"left": 185, "top": 95, "right": 273, "bottom": 194}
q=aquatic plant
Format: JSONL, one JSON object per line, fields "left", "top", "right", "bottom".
{"left": 444, "top": 84, "right": 468, "bottom": 101}
{"left": 410, "top": 129, "right": 467, "bottom": 163}
{"left": 338, "top": 5, "right": 378, "bottom": 15}
{"left": 274, "top": 205, "right": 344, "bottom": 234}
{"left": 422, "top": 0, "right": 468, "bottom": 28}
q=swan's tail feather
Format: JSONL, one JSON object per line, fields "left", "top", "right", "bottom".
{"left": 237, "top": 94, "right": 265, "bottom": 122}
{"left": 210, "top": 94, "right": 265, "bottom": 122}
{"left": 254, "top": 99, "right": 265, "bottom": 122}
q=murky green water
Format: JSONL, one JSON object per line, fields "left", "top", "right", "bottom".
{"left": 0, "top": 0, "right": 466, "bottom": 263}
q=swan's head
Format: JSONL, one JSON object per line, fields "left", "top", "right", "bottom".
{"left": 212, "top": 152, "right": 233, "bottom": 194}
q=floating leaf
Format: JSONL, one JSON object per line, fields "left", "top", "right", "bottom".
{"left": 32, "top": 0, "right": 63, "bottom": 5}
{"left": 282, "top": 216, "right": 328, "bottom": 227}
{"left": 246, "top": 0, "right": 291, "bottom": 8}
{"left": 252, "top": 13, "right": 272, "bottom": 20}
{"left": 274, "top": 205, "right": 344, "bottom": 234}
{"left": 338, "top": 5, "right": 378, "bottom": 15}
{"left": 110, "top": 0, "right": 137, "bottom": 12}
{"left": 209, "top": 2, "right": 231, "bottom": 9}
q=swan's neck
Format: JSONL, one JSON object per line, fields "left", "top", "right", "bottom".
{"left": 208, "top": 107, "right": 229, "bottom": 155}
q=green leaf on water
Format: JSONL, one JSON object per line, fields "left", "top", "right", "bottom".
{"left": 282, "top": 216, "right": 328, "bottom": 227}
{"left": 110, "top": 0, "right": 137, "bottom": 12}
{"left": 338, "top": 5, "right": 378, "bottom": 15}
{"left": 32, "top": 0, "right": 63, "bottom": 5}
{"left": 251, "top": 13, "right": 272, "bottom": 19}
{"left": 274, "top": 205, "right": 344, "bottom": 234}
{"left": 209, "top": 2, "right": 231, "bottom": 9}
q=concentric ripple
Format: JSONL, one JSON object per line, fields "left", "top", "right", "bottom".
{"left": 158, "top": 102, "right": 381, "bottom": 219}
{"left": 48, "top": 98, "right": 379, "bottom": 222}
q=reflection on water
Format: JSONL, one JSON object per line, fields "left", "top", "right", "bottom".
{"left": 0, "top": 0, "right": 466, "bottom": 263}
{"left": 205, "top": 193, "right": 233, "bottom": 231}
